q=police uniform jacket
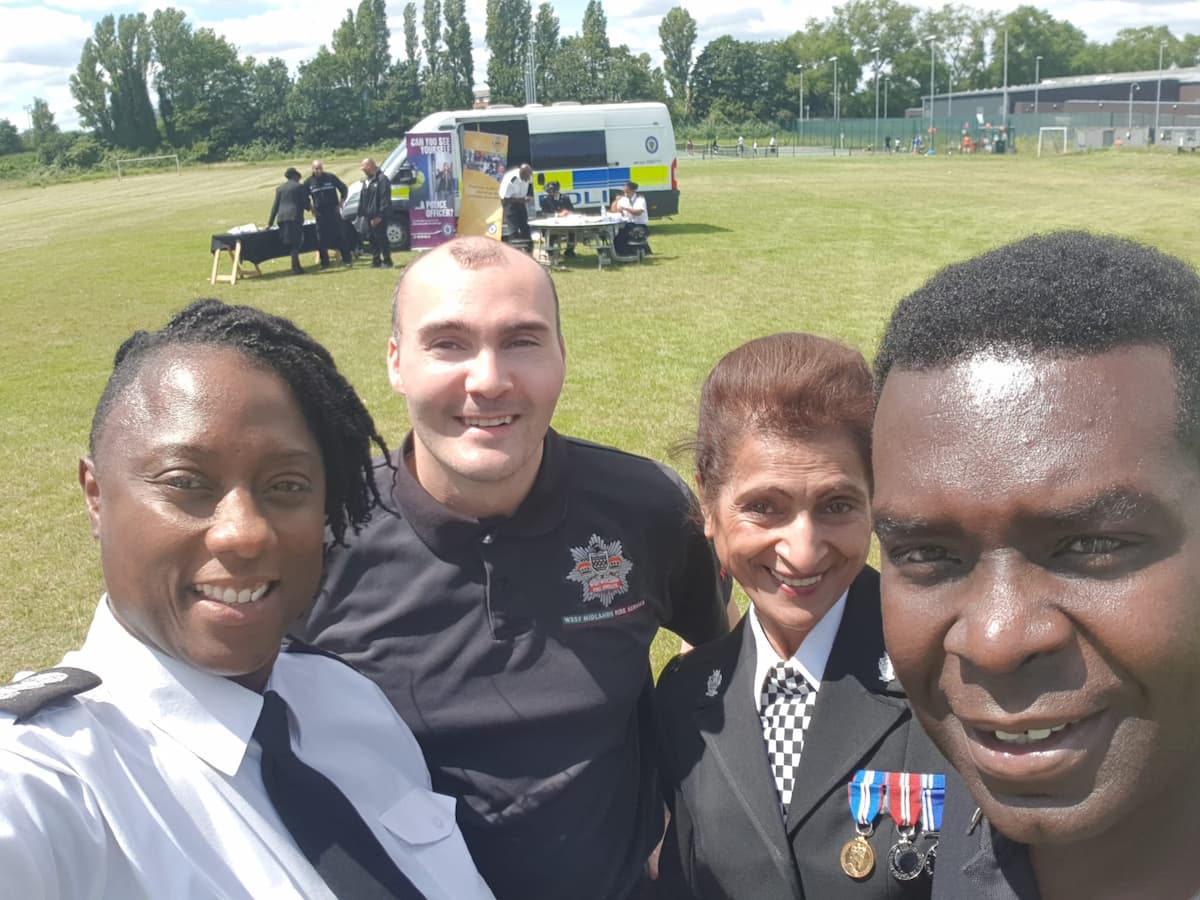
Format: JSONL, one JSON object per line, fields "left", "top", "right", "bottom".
{"left": 655, "top": 567, "right": 952, "bottom": 900}
{"left": 931, "top": 780, "right": 1039, "bottom": 900}
{"left": 297, "top": 429, "right": 730, "bottom": 900}
{"left": 540, "top": 193, "right": 575, "bottom": 215}
{"left": 0, "top": 598, "right": 494, "bottom": 900}
{"left": 305, "top": 172, "right": 348, "bottom": 217}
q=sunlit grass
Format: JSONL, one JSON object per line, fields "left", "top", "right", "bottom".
{"left": 1, "top": 149, "right": 1197, "bottom": 680}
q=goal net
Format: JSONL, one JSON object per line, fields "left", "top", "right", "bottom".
{"left": 115, "top": 154, "right": 181, "bottom": 179}
{"left": 1036, "top": 126, "right": 1071, "bottom": 157}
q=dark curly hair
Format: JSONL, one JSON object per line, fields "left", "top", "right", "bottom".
{"left": 88, "top": 299, "right": 389, "bottom": 546}
{"left": 874, "top": 230, "right": 1200, "bottom": 459}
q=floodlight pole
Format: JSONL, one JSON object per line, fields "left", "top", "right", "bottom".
{"left": 830, "top": 56, "right": 839, "bottom": 123}
{"left": 871, "top": 46, "right": 881, "bottom": 151}
{"left": 797, "top": 63, "right": 805, "bottom": 147}
{"left": 924, "top": 36, "right": 936, "bottom": 143}
{"left": 1002, "top": 24, "right": 1009, "bottom": 129}
{"left": 1128, "top": 82, "right": 1140, "bottom": 131}
{"left": 1155, "top": 39, "right": 1166, "bottom": 143}
{"left": 884, "top": 78, "right": 890, "bottom": 119}
{"left": 1034, "top": 55, "right": 1042, "bottom": 116}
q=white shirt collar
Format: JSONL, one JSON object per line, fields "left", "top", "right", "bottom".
{"left": 62, "top": 597, "right": 264, "bottom": 777}
{"left": 749, "top": 590, "right": 848, "bottom": 705}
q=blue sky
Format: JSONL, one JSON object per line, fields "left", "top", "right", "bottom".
{"left": 2, "top": 0, "right": 1197, "bottom": 131}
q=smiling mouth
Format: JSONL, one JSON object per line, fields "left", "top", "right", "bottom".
{"left": 462, "top": 415, "right": 514, "bottom": 428}
{"left": 196, "top": 583, "right": 270, "bottom": 606}
{"left": 991, "top": 722, "right": 1073, "bottom": 745}
{"left": 771, "top": 571, "right": 823, "bottom": 589}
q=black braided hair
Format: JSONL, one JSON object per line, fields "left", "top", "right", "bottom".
{"left": 874, "top": 230, "right": 1200, "bottom": 461}
{"left": 89, "top": 299, "right": 389, "bottom": 546}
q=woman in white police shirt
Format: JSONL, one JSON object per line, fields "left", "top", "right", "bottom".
{"left": 0, "top": 299, "right": 493, "bottom": 900}
{"left": 655, "top": 333, "right": 952, "bottom": 900}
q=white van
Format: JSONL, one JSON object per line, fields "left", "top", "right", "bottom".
{"left": 343, "top": 101, "right": 679, "bottom": 249}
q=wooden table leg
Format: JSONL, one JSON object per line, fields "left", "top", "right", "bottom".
{"left": 230, "top": 240, "right": 243, "bottom": 285}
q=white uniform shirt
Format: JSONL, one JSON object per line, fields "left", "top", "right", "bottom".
{"left": 0, "top": 598, "right": 495, "bottom": 900}
{"left": 613, "top": 193, "right": 648, "bottom": 225}
{"left": 748, "top": 591, "right": 848, "bottom": 704}
{"left": 498, "top": 168, "right": 528, "bottom": 201}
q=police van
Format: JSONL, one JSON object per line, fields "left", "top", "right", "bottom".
{"left": 343, "top": 101, "right": 679, "bottom": 249}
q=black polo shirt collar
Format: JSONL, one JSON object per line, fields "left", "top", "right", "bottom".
{"left": 389, "top": 429, "right": 570, "bottom": 549}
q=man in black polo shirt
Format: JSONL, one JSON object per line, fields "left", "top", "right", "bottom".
{"left": 297, "top": 237, "right": 730, "bottom": 900}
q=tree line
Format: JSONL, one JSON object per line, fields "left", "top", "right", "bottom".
{"left": 4, "top": 0, "right": 1199, "bottom": 169}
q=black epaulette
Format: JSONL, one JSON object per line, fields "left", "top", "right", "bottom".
{"left": 0, "top": 667, "right": 101, "bottom": 723}
{"left": 280, "top": 637, "right": 362, "bottom": 674}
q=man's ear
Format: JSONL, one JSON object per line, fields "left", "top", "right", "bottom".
{"left": 79, "top": 456, "right": 102, "bottom": 540}
{"left": 386, "top": 335, "right": 405, "bottom": 396}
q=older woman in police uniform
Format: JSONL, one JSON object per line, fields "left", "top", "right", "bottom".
{"left": 655, "top": 333, "right": 951, "bottom": 900}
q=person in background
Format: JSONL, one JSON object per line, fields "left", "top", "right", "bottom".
{"left": 0, "top": 298, "right": 494, "bottom": 900}
{"left": 656, "top": 332, "right": 949, "bottom": 900}
{"left": 498, "top": 163, "right": 533, "bottom": 243}
{"left": 539, "top": 180, "right": 576, "bottom": 259}
{"left": 872, "top": 231, "right": 1200, "bottom": 900}
{"left": 297, "top": 237, "right": 733, "bottom": 900}
{"left": 305, "top": 160, "right": 352, "bottom": 269}
{"left": 359, "top": 158, "right": 394, "bottom": 269}
{"left": 267, "top": 167, "right": 310, "bottom": 275}
{"left": 611, "top": 181, "right": 650, "bottom": 257}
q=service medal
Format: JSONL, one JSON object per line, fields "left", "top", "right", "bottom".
{"left": 919, "top": 772, "right": 946, "bottom": 877}
{"left": 840, "top": 834, "right": 875, "bottom": 879}
{"left": 886, "top": 772, "right": 925, "bottom": 882}
{"left": 842, "top": 770, "right": 885, "bottom": 880}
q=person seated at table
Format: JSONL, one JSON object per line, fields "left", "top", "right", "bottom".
{"left": 656, "top": 332, "right": 950, "bottom": 900}
{"left": 267, "top": 167, "right": 310, "bottom": 275}
{"left": 610, "top": 180, "right": 650, "bottom": 257}
{"left": 0, "top": 298, "right": 495, "bottom": 900}
{"left": 539, "top": 180, "right": 576, "bottom": 258}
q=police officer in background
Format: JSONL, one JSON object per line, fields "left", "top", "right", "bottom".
{"left": 359, "top": 158, "right": 394, "bottom": 269}
{"left": 498, "top": 163, "right": 533, "bottom": 243}
{"left": 538, "top": 181, "right": 576, "bottom": 258}
{"left": 305, "top": 160, "right": 352, "bottom": 269}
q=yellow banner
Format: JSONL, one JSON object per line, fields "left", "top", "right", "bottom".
{"left": 459, "top": 132, "right": 509, "bottom": 240}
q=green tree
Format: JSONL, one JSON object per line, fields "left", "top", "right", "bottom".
{"left": 247, "top": 57, "right": 294, "bottom": 147}
{"left": 422, "top": 0, "right": 454, "bottom": 110}
{"left": 606, "top": 45, "right": 667, "bottom": 103}
{"left": 0, "top": 119, "right": 22, "bottom": 155}
{"left": 69, "top": 13, "right": 159, "bottom": 150}
{"left": 659, "top": 7, "right": 697, "bottom": 119}
{"left": 1088, "top": 26, "right": 1177, "bottom": 74}
{"left": 380, "top": 3, "right": 422, "bottom": 131}
{"left": 690, "top": 35, "right": 764, "bottom": 122}
{"left": 443, "top": 0, "right": 475, "bottom": 108}
{"left": 532, "top": 4, "right": 560, "bottom": 101}
{"left": 288, "top": 47, "right": 359, "bottom": 147}
{"left": 581, "top": 0, "right": 611, "bottom": 90}
{"left": 986, "top": 5, "right": 1088, "bottom": 86}
{"left": 486, "top": 0, "right": 532, "bottom": 105}
{"left": 150, "top": 9, "right": 251, "bottom": 152}
{"left": 29, "top": 97, "right": 65, "bottom": 165}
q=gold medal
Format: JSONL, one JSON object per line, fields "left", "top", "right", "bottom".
{"left": 840, "top": 834, "right": 875, "bottom": 879}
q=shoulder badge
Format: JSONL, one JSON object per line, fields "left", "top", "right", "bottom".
{"left": 0, "top": 667, "right": 100, "bottom": 723}
{"left": 705, "top": 668, "right": 724, "bottom": 698}
{"left": 878, "top": 654, "right": 896, "bottom": 685}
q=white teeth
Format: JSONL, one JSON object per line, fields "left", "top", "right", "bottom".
{"left": 776, "top": 573, "right": 821, "bottom": 588}
{"left": 198, "top": 583, "right": 269, "bottom": 605}
{"left": 992, "top": 722, "right": 1070, "bottom": 744}
{"left": 464, "top": 416, "right": 513, "bottom": 427}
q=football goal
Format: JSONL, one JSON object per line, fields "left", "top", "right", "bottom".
{"left": 115, "top": 153, "right": 181, "bottom": 179}
{"left": 1036, "top": 127, "right": 1071, "bottom": 157}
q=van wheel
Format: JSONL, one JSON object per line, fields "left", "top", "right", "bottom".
{"left": 387, "top": 218, "right": 411, "bottom": 251}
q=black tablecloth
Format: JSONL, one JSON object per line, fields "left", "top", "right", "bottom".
{"left": 210, "top": 223, "right": 320, "bottom": 265}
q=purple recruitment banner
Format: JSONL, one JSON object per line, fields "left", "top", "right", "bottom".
{"left": 406, "top": 132, "right": 458, "bottom": 250}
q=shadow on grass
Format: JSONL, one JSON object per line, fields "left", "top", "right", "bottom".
{"left": 651, "top": 222, "right": 732, "bottom": 236}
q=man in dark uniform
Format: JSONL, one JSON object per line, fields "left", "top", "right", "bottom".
{"left": 297, "top": 237, "right": 732, "bottom": 900}
{"left": 305, "top": 160, "right": 351, "bottom": 268}
{"left": 538, "top": 181, "right": 576, "bottom": 258}
{"left": 872, "top": 231, "right": 1200, "bottom": 900}
{"left": 359, "top": 157, "right": 394, "bottom": 269}
{"left": 498, "top": 163, "right": 532, "bottom": 243}
{"left": 267, "top": 167, "right": 310, "bottom": 275}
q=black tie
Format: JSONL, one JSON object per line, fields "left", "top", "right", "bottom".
{"left": 254, "top": 690, "right": 426, "bottom": 899}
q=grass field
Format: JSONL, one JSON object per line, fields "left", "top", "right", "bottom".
{"left": 2, "top": 148, "right": 1198, "bottom": 682}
